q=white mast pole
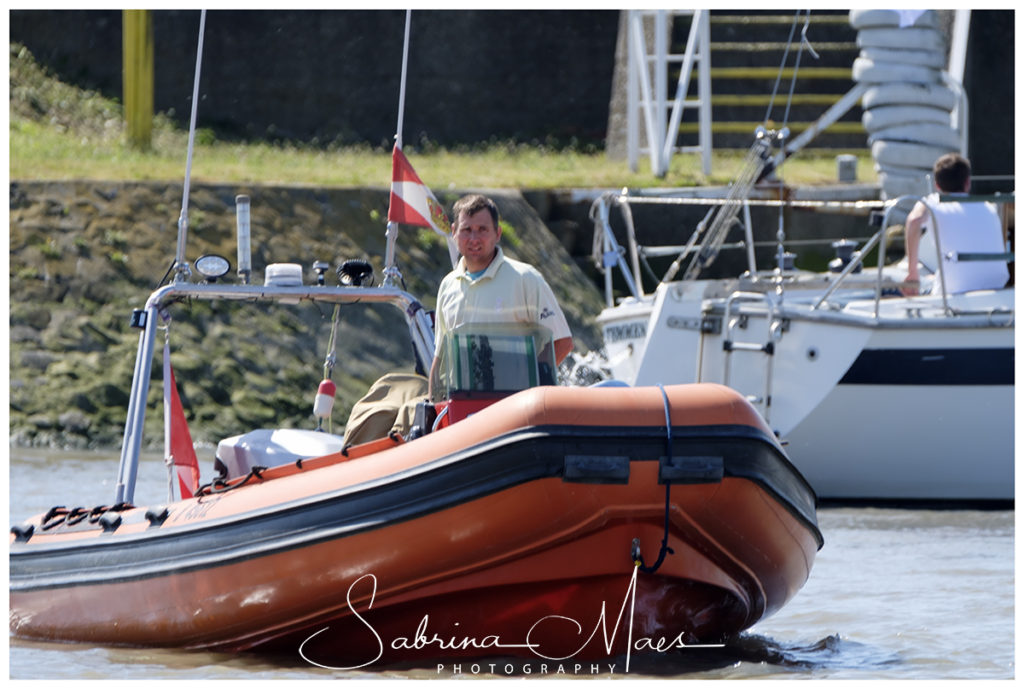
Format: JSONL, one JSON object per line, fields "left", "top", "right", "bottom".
{"left": 383, "top": 9, "right": 413, "bottom": 286}
{"left": 174, "top": 9, "right": 207, "bottom": 283}
{"left": 395, "top": 9, "right": 411, "bottom": 150}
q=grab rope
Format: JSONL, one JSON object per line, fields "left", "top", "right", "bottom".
{"left": 632, "top": 384, "right": 675, "bottom": 574}
{"left": 195, "top": 465, "right": 268, "bottom": 496}
{"left": 39, "top": 503, "right": 134, "bottom": 531}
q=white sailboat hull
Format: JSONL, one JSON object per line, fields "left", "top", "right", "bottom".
{"left": 596, "top": 283, "right": 1014, "bottom": 502}
{"left": 785, "top": 383, "right": 1012, "bottom": 500}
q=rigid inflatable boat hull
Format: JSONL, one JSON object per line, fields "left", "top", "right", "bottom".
{"left": 11, "top": 384, "right": 821, "bottom": 664}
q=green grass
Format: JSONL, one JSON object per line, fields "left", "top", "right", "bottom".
{"left": 9, "top": 41, "right": 876, "bottom": 190}
{"left": 9, "top": 121, "right": 876, "bottom": 189}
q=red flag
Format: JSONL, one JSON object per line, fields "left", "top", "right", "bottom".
{"left": 164, "top": 345, "right": 200, "bottom": 499}
{"left": 388, "top": 144, "right": 451, "bottom": 236}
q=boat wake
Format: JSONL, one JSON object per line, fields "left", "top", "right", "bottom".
{"left": 726, "top": 633, "right": 900, "bottom": 670}
{"left": 366, "top": 632, "right": 904, "bottom": 678}
{"left": 16, "top": 631, "right": 899, "bottom": 679}
{"left": 620, "top": 633, "right": 902, "bottom": 677}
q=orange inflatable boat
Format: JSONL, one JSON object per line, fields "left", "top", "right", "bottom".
{"left": 10, "top": 272, "right": 821, "bottom": 670}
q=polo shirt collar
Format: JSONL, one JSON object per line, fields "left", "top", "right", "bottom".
{"left": 456, "top": 247, "right": 506, "bottom": 282}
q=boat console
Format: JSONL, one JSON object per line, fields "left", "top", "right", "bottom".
{"left": 428, "top": 322, "right": 557, "bottom": 427}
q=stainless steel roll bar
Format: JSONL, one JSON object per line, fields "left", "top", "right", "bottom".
{"left": 113, "top": 282, "right": 434, "bottom": 504}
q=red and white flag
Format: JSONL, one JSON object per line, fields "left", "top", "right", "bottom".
{"left": 163, "top": 343, "right": 200, "bottom": 500}
{"left": 388, "top": 144, "right": 451, "bottom": 236}
{"left": 388, "top": 145, "right": 460, "bottom": 267}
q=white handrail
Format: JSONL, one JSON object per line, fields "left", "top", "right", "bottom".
{"left": 590, "top": 190, "right": 889, "bottom": 308}
{"left": 113, "top": 283, "right": 434, "bottom": 504}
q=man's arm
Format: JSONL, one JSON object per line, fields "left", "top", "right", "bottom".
{"left": 903, "top": 200, "right": 928, "bottom": 295}
{"left": 529, "top": 274, "right": 572, "bottom": 365}
{"left": 554, "top": 336, "right": 573, "bottom": 366}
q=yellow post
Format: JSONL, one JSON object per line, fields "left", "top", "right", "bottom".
{"left": 123, "top": 9, "right": 154, "bottom": 149}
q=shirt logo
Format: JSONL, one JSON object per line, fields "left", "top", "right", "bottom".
{"left": 540, "top": 307, "right": 555, "bottom": 320}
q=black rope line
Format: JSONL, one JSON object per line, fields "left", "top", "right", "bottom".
{"left": 633, "top": 384, "right": 675, "bottom": 574}
{"left": 196, "top": 465, "right": 268, "bottom": 496}
{"left": 38, "top": 502, "right": 134, "bottom": 531}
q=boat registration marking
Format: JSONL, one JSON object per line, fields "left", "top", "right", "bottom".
{"left": 604, "top": 321, "right": 647, "bottom": 342}
{"left": 172, "top": 497, "right": 222, "bottom": 523}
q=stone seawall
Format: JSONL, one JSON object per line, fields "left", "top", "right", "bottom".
{"left": 9, "top": 181, "right": 606, "bottom": 449}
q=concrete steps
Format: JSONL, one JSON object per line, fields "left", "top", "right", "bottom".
{"left": 675, "top": 10, "right": 866, "bottom": 150}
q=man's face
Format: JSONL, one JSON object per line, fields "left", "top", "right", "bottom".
{"left": 454, "top": 208, "right": 502, "bottom": 273}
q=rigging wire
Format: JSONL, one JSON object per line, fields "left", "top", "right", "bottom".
{"left": 759, "top": 10, "right": 820, "bottom": 278}
{"left": 764, "top": 9, "right": 818, "bottom": 130}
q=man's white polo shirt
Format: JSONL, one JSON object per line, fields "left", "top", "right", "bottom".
{"left": 434, "top": 247, "right": 572, "bottom": 351}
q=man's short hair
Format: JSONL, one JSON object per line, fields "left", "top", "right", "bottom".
{"left": 452, "top": 194, "right": 499, "bottom": 230}
{"left": 933, "top": 153, "right": 971, "bottom": 192}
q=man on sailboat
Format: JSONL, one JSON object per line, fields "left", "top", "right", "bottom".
{"left": 903, "top": 153, "right": 1010, "bottom": 296}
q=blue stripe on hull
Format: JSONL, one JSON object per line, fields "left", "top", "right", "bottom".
{"left": 839, "top": 348, "right": 1014, "bottom": 386}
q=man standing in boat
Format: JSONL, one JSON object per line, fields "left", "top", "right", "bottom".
{"left": 429, "top": 194, "right": 573, "bottom": 394}
{"left": 902, "top": 153, "right": 1009, "bottom": 295}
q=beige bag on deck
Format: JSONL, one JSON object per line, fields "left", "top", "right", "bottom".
{"left": 342, "top": 372, "right": 429, "bottom": 447}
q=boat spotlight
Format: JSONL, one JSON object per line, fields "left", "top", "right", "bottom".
{"left": 195, "top": 254, "right": 231, "bottom": 282}
{"left": 337, "top": 260, "right": 374, "bottom": 287}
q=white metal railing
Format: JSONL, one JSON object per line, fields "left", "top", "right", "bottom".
{"left": 589, "top": 190, "right": 886, "bottom": 308}
{"left": 114, "top": 282, "right": 434, "bottom": 504}
{"left": 627, "top": 10, "right": 711, "bottom": 177}
{"left": 591, "top": 189, "right": 1015, "bottom": 323}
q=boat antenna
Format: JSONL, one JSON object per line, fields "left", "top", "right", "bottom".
{"left": 173, "top": 9, "right": 207, "bottom": 283}
{"left": 383, "top": 9, "right": 413, "bottom": 287}
{"left": 394, "top": 9, "right": 411, "bottom": 152}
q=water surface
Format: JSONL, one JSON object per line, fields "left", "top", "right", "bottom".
{"left": 8, "top": 450, "right": 1014, "bottom": 679}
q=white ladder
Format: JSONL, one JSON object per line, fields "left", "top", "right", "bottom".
{"left": 721, "top": 291, "right": 779, "bottom": 422}
{"left": 626, "top": 9, "right": 712, "bottom": 178}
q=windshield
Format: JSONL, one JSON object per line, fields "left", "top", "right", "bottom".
{"left": 432, "top": 322, "right": 557, "bottom": 401}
